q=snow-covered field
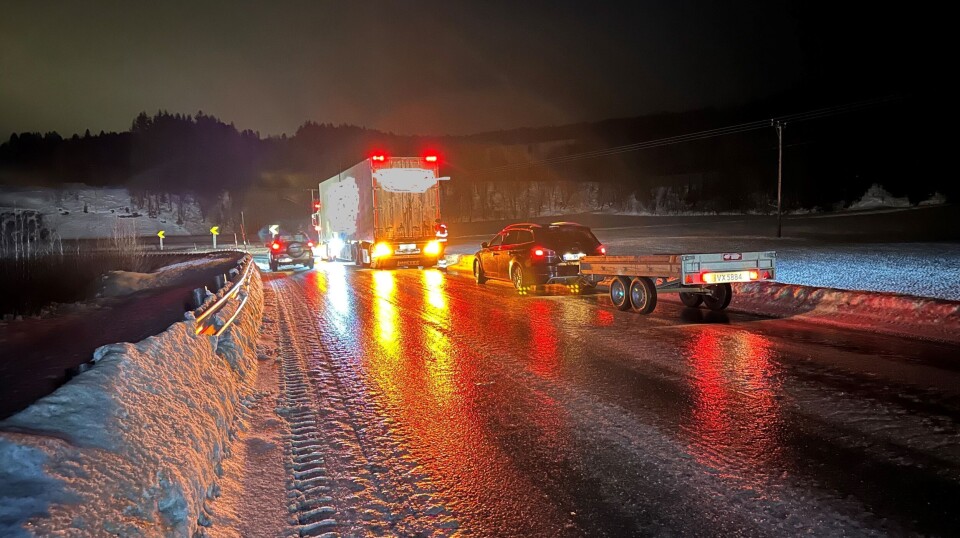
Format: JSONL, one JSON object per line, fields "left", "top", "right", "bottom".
{"left": 0, "top": 261, "right": 263, "bottom": 536}
{"left": 0, "top": 186, "right": 209, "bottom": 239}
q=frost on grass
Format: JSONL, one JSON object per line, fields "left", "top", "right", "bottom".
{"left": 0, "top": 269, "right": 264, "bottom": 536}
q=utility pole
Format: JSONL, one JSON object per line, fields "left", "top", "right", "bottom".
{"left": 774, "top": 120, "right": 785, "bottom": 238}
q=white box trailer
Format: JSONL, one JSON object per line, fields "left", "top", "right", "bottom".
{"left": 578, "top": 251, "right": 777, "bottom": 314}
{"left": 316, "top": 154, "right": 449, "bottom": 268}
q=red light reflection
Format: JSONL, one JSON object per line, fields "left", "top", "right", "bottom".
{"left": 684, "top": 328, "right": 785, "bottom": 485}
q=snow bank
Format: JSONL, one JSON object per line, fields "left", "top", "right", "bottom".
{"left": 729, "top": 281, "right": 960, "bottom": 345}
{"left": 98, "top": 255, "right": 234, "bottom": 297}
{"left": 0, "top": 262, "right": 263, "bottom": 536}
{"left": 848, "top": 184, "right": 911, "bottom": 210}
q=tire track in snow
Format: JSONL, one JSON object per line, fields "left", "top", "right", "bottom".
{"left": 271, "top": 276, "right": 457, "bottom": 536}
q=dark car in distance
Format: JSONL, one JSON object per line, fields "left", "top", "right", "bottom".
{"left": 473, "top": 222, "right": 605, "bottom": 290}
{"left": 269, "top": 232, "right": 316, "bottom": 271}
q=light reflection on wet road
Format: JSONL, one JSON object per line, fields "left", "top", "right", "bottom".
{"left": 269, "top": 262, "right": 960, "bottom": 536}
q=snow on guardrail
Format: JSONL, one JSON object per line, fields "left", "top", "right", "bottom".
{"left": 0, "top": 256, "right": 264, "bottom": 536}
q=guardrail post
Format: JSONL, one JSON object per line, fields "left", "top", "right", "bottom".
{"left": 191, "top": 287, "right": 206, "bottom": 309}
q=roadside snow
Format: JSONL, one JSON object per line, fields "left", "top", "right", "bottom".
{"left": 0, "top": 264, "right": 263, "bottom": 536}
{"left": 729, "top": 281, "right": 960, "bottom": 345}
{"left": 848, "top": 184, "right": 910, "bottom": 210}
{"left": 98, "top": 255, "right": 236, "bottom": 297}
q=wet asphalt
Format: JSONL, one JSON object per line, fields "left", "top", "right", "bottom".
{"left": 267, "top": 261, "right": 960, "bottom": 537}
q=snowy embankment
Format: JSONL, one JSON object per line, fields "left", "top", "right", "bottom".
{"left": 727, "top": 281, "right": 960, "bottom": 345}
{"left": 0, "top": 258, "right": 264, "bottom": 536}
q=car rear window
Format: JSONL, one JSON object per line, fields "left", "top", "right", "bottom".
{"left": 539, "top": 227, "right": 600, "bottom": 252}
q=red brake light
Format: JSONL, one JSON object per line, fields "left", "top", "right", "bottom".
{"left": 307, "top": 241, "right": 314, "bottom": 248}
{"left": 424, "top": 155, "right": 438, "bottom": 163}
{"left": 271, "top": 242, "right": 280, "bottom": 250}
{"left": 598, "top": 245, "right": 606, "bottom": 255}
{"left": 371, "top": 154, "right": 386, "bottom": 162}
{"left": 532, "top": 247, "right": 546, "bottom": 258}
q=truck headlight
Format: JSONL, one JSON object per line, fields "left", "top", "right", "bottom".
{"left": 424, "top": 240, "right": 441, "bottom": 256}
{"left": 372, "top": 242, "right": 392, "bottom": 258}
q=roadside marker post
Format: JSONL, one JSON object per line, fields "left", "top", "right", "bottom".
{"left": 211, "top": 226, "right": 220, "bottom": 249}
{"left": 157, "top": 230, "right": 165, "bottom": 251}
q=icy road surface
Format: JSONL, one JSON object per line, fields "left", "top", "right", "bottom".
{"left": 258, "top": 263, "right": 960, "bottom": 536}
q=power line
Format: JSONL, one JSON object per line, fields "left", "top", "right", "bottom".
{"left": 462, "top": 95, "right": 902, "bottom": 178}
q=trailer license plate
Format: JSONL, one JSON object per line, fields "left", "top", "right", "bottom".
{"left": 709, "top": 271, "right": 749, "bottom": 283}
{"left": 399, "top": 243, "right": 419, "bottom": 253}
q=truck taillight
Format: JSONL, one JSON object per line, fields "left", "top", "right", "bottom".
{"left": 748, "top": 270, "right": 759, "bottom": 280}
{"left": 597, "top": 245, "right": 606, "bottom": 255}
{"left": 424, "top": 154, "right": 438, "bottom": 163}
{"left": 371, "top": 154, "right": 386, "bottom": 162}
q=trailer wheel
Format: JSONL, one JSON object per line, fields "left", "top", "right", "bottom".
{"left": 629, "top": 277, "right": 657, "bottom": 314}
{"left": 703, "top": 283, "right": 732, "bottom": 311}
{"left": 679, "top": 292, "right": 703, "bottom": 307}
{"left": 610, "top": 276, "right": 631, "bottom": 311}
{"left": 474, "top": 259, "right": 488, "bottom": 284}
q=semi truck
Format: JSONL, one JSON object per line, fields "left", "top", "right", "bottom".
{"left": 316, "top": 153, "right": 449, "bottom": 269}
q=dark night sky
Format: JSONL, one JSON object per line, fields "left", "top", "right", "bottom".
{"left": 0, "top": 1, "right": 930, "bottom": 137}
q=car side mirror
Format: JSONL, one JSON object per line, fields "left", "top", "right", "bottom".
{"left": 481, "top": 242, "right": 489, "bottom": 249}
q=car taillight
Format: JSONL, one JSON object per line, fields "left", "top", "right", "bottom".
{"left": 597, "top": 245, "right": 606, "bottom": 255}
{"left": 532, "top": 247, "right": 545, "bottom": 258}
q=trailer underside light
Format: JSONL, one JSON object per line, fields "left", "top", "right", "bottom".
{"left": 424, "top": 240, "right": 441, "bottom": 255}
{"left": 372, "top": 242, "right": 392, "bottom": 258}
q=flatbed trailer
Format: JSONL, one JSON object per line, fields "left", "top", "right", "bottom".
{"left": 579, "top": 251, "right": 777, "bottom": 314}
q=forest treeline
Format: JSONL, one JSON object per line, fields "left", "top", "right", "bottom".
{"left": 0, "top": 95, "right": 946, "bottom": 229}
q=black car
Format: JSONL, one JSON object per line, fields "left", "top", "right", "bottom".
{"left": 268, "top": 232, "right": 316, "bottom": 271}
{"left": 473, "top": 222, "right": 605, "bottom": 290}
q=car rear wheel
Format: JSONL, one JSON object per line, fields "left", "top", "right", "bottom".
{"left": 703, "top": 283, "right": 732, "bottom": 311}
{"left": 474, "top": 259, "right": 488, "bottom": 284}
{"left": 511, "top": 264, "right": 525, "bottom": 291}
{"left": 629, "top": 277, "right": 657, "bottom": 314}
{"left": 679, "top": 292, "right": 703, "bottom": 307}
{"left": 610, "top": 276, "right": 631, "bottom": 311}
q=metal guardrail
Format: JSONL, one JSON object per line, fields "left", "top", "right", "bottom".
{"left": 193, "top": 254, "right": 256, "bottom": 336}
